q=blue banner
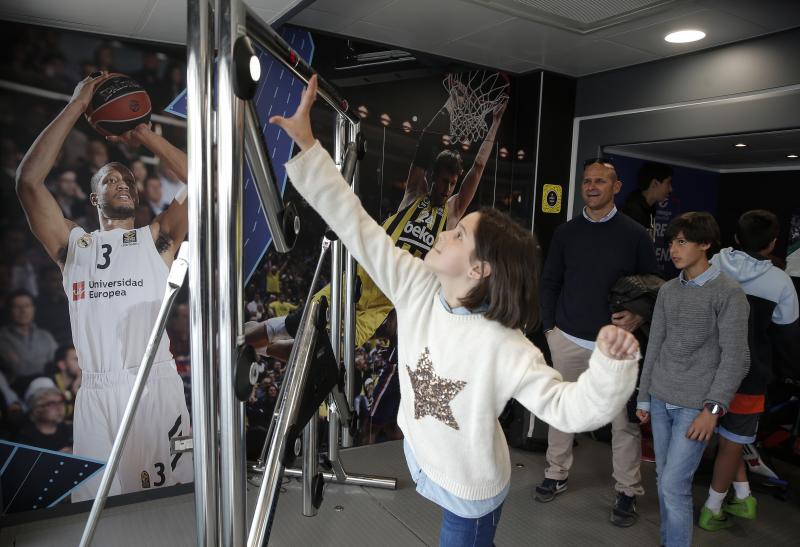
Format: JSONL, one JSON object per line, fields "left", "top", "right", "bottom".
{"left": 165, "top": 25, "right": 314, "bottom": 282}
{"left": 0, "top": 440, "right": 104, "bottom": 513}
{"left": 612, "top": 156, "right": 720, "bottom": 278}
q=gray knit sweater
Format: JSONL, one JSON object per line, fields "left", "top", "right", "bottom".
{"left": 638, "top": 273, "right": 750, "bottom": 411}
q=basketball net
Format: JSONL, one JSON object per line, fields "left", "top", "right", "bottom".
{"left": 443, "top": 71, "right": 509, "bottom": 144}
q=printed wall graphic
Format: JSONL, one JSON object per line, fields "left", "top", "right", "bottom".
{"left": 0, "top": 440, "right": 105, "bottom": 514}
{"left": 612, "top": 155, "right": 720, "bottom": 277}
{"left": 166, "top": 26, "right": 315, "bottom": 282}
{"left": 0, "top": 19, "right": 542, "bottom": 515}
{"left": 0, "top": 21, "right": 193, "bottom": 509}
{"left": 242, "top": 35, "right": 542, "bottom": 448}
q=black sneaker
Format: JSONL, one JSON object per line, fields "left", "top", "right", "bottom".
{"left": 534, "top": 478, "right": 568, "bottom": 503}
{"left": 610, "top": 492, "right": 638, "bottom": 527}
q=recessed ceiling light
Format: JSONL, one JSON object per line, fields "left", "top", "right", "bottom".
{"left": 665, "top": 30, "right": 706, "bottom": 43}
{"left": 788, "top": 154, "right": 799, "bottom": 159}
{"left": 734, "top": 143, "right": 747, "bottom": 148}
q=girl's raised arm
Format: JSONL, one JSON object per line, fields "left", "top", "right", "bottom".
{"left": 276, "top": 76, "right": 436, "bottom": 306}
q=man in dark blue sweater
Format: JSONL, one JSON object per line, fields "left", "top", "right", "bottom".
{"left": 535, "top": 159, "right": 659, "bottom": 528}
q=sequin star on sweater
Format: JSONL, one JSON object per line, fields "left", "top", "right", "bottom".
{"left": 286, "top": 142, "right": 638, "bottom": 501}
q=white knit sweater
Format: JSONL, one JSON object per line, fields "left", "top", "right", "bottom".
{"left": 286, "top": 141, "right": 638, "bottom": 500}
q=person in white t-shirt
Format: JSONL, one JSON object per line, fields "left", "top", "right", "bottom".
{"left": 16, "top": 72, "right": 192, "bottom": 501}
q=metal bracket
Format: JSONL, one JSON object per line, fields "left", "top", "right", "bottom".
{"left": 171, "top": 435, "right": 194, "bottom": 454}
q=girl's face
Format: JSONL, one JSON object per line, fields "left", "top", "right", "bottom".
{"left": 424, "top": 212, "right": 481, "bottom": 280}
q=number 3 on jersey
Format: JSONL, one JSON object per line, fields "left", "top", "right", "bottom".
{"left": 154, "top": 462, "right": 165, "bottom": 487}
{"left": 97, "top": 244, "right": 112, "bottom": 269}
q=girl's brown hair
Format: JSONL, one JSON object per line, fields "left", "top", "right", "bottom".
{"left": 460, "top": 208, "right": 541, "bottom": 332}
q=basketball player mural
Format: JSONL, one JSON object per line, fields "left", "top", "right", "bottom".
{"left": 15, "top": 72, "right": 192, "bottom": 501}
{"left": 246, "top": 75, "right": 508, "bottom": 357}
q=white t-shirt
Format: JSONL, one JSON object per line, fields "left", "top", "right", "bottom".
{"left": 62, "top": 226, "right": 174, "bottom": 373}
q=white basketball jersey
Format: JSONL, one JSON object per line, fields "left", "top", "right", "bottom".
{"left": 62, "top": 226, "right": 174, "bottom": 373}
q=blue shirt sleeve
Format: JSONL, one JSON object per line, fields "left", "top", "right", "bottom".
{"left": 773, "top": 280, "right": 799, "bottom": 325}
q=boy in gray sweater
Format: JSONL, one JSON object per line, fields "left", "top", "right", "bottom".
{"left": 635, "top": 212, "right": 749, "bottom": 547}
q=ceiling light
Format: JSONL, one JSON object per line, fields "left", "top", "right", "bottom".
{"left": 734, "top": 143, "right": 747, "bottom": 148}
{"left": 665, "top": 30, "right": 706, "bottom": 43}
{"left": 788, "top": 154, "right": 799, "bottom": 159}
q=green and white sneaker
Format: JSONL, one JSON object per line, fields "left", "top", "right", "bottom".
{"left": 698, "top": 506, "right": 733, "bottom": 531}
{"left": 723, "top": 495, "right": 757, "bottom": 520}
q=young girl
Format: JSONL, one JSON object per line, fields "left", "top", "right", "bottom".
{"left": 273, "top": 76, "right": 641, "bottom": 546}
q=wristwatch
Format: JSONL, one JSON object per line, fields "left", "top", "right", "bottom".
{"left": 704, "top": 402, "right": 724, "bottom": 416}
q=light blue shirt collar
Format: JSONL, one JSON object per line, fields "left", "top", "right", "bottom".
{"left": 582, "top": 205, "right": 618, "bottom": 223}
{"left": 679, "top": 263, "right": 720, "bottom": 287}
{"left": 438, "top": 290, "right": 488, "bottom": 315}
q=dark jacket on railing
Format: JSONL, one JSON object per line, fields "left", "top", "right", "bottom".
{"left": 609, "top": 274, "right": 665, "bottom": 339}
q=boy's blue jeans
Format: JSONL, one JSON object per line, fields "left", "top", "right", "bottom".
{"left": 439, "top": 504, "right": 503, "bottom": 547}
{"left": 650, "top": 397, "right": 708, "bottom": 547}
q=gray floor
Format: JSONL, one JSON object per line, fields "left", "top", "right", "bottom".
{"left": 2, "top": 436, "right": 798, "bottom": 546}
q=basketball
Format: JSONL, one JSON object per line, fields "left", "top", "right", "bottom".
{"left": 84, "top": 73, "right": 151, "bottom": 137}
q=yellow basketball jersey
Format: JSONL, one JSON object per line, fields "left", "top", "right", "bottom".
{"left": 314, "top": 194, "right": 448, "bottom": 346}
{"left": 382, "top": 195, "right": 448, "bottom": 258}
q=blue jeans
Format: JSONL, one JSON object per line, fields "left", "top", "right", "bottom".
{"left": 439, "top": 503, "right": 503, "bottom": 547}
{"left": 650, "top": 397, "right": 708, "bottom": 547}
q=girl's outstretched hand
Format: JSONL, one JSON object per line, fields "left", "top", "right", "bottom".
{"left": 269, "top": 74, "right": 317, "bottom": 151}
{"left": 596, "top": 325, "right": 640, "bottom": 361}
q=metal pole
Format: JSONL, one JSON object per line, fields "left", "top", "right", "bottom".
{"left": 244, "top": 8, "right": 357, "bottom": 123}
{"left": 327, "top": 400, "right": 345, "bottom": 480}
{"left": 79, "top": 244, "right": 190, "bottom": 547}
{"left": 255, "top": 237, "right": 331, "bottom": 469}
{"left": 243, "top": 101, "right": 299, "bottom": 253}
{"left": 330, "top": 114, "right": 347, "bottom": 363}
{"left": 187, "top": 0, "right": 220, "bottom": 544}
{"left": 327, "top": 113, "right": 347, "bottom": 474}
{"left": 302, "top": 410, "right": 318, "bottom": 516}
{"left": 342, "top": 120, "right": 360, "bottom": 448}
{"left": 283, "top": 467, "right": 396, "bottom": 489}
{"left": 247, "top": 300, "right": 322, "bottom": 547}
{"left": 217, "top": 0, "right": 246, "bottom": 544}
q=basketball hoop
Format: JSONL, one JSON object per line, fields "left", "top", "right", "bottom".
{"left": 443, "top": 71, "right": 509, "bottom": 144}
